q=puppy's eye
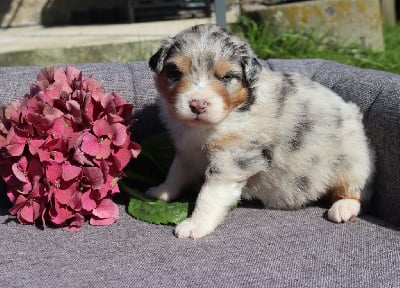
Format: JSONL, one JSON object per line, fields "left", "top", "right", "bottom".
{"left": 215, "top": 72, "right": 238, "bottom": 83}
{"left": 164, "top": 64, "right": 183, "bottom": 85}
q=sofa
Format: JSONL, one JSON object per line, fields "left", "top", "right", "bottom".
{"left": 0, "top": 59, "right": 399, "bottom": 287}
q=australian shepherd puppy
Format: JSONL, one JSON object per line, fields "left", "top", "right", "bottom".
{"left": 146, "top": 24, "right": 374, "bottom": 239}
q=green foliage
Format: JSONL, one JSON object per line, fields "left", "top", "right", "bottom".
{"left": 123, "top": 133, "right": 175, "bottom": 190}
{"left": 231, "top": 17, "right": 400, "bottom": 74}
{"left": 124, "top": 184, "right": 190, "bottom": 225}
{"left": 122, "top": 133, "right": 195, "bottom": 225}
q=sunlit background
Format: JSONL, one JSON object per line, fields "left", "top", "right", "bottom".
{"left": 0, "top": 0, "right": 399, "bottom": 73}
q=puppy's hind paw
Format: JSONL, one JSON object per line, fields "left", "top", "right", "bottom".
{"left": 327, "top": 198, "right": 361, "bottom": 223}
{"left": 145, "top": 184, "right": 176, "bottom": 202}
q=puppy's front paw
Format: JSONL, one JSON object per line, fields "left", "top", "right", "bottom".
{"left": 174, "top": 218, "right": 215, "bottom": 239}
{"left": 145, "top": 184, "right": 176, "bottom": 202}
{"left": 327, "top": 198, "right": 361, "bottom": 223}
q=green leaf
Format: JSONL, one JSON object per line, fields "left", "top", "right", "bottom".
{"left": 122, "top": 132, "right": 193, "bottom": 225}
{"left": 122, "top": 183, "right": 190, "bottom": 225}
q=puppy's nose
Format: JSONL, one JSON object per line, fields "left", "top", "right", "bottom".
{"left": 189, "top": 99, "right": 208, "bottom": 115}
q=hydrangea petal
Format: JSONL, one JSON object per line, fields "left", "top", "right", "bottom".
{"left": 6, "top": 144, "right": 25, "bottom": 157}
{"left": 112, "top": 147, "right": 132, "bottom": 171}
{"left": 6, "top": 127, "right": 26, "bottom": 156}
{"left": 69, "top": 190, "right": 82, "bottom": 211}
{"left": 18, "top": 201, "right": 41, "bottom": 224}
{"left": 97, "top": 182, "right": 111, "bottom": 200}
{"left": 26, "top": 112, "right": 52, "bottom": 128}
{"left": 90, "top": 199, "right": 119, "bottom": 226}
{"left": 62, "top": 162, "right": 82, "bottom": 181}
{"left": 46, "top": 162, "right": 62, "bottom": 183}
{"left": 43, "top": 105, "right": 63, "bottom": 121}
{"left": 53, "top": 67, "right": 73, "bottom": 94}
{"left": 36, "top": 66, "right": 54, "bottom": 83}
{"left": 28, "top": 139, "right": 45, "bottom": 155}
{"left": 100, "top": 93, "right": 116, "bottom": 113}
{"left": 93, "top": 118, "right": 112, "bottom": 137}
{"left": 90, "top": 215, "right": 118, "bottom": 226}
{"left": 63, "top": 214, "right": 84, "bottom": 232}
{"left": 8, "top": 195, "right": 27, "bottom": 215}
{"left": 6, "top": 126, "right": 26, "bottom": 145}
{"left": 83, "top": 167, "right": 104, "bottom": 190}
{"left": 68, "top": 131, "right": 84, "bottom": 151}
{"left": 111, "top": 123, "right": 128, "bottom": 147}
{"left": 53, "top": 185, "right": 75, "bottom": 206}
{"left": 66, "top": 66, "right": 82, "bottom": 86}
{"left": 4, "top": 99, "right": 22, "bottom": 122}
{"left": 73, "top": 149, "right": 93, "bottom": 166}
{"left": 81, "top": 133, "right": 100, "bottom": 156}
{"left": 11, "top": 157, "right": 28, "bottom": 183}
{"left": 50, "top": 203, "right": 73, "bottom": 225}
{"left": 51, "top": 117, "right": 73, "bottom": 140}
{"left": 27, "top": 157, "right": 44, "bottom": 181}
{"left": 81, "top": 190, "right": 97, "bottom": 212}
{"left": 37, "top": 149, "right": 51, "bottom": 163}
{"left": 97, "top": 175, "right": 120, "bottom": 199}
{"left": 66, "top": 100, "right": 83, "bottom": 124}
{"left": 6, "top": 178, "right": 32, "bottom": 196}
{"left": 112, "top": 92, "right": 128, "bottom": 107}
{"left": 92, "top": 198, "right": 116, "bottom": 218}
{"left": 96, "top": 138, "right": 111, "bottom": 160}
{"left": 85, "top": 78, "right": 105, "bottom": 102}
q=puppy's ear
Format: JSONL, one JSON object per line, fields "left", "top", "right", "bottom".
{"left": 241, "top": 57, "right": 262, "bottom": 87}
{"left": 149, "top": 37, "right": 175, "bottom": 73}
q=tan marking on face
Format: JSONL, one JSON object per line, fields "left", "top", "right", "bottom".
{"left": 214, "top": 60, "right": 233, "bottom": 79}
{"left": 156, "top": 70, "right": 193, "bottom": 99}
{"left": 230, "top": 87, "right": 249, "bottom": 109}
{"left": 329, "top": 179, "right": 361, "bottom": 204}
{"left": 213, "top": 60, "right": 249, "bottom": 110}
{"left": 207, "top": 133, "right": 242, "bottom": 150}
{"left": 156, "top": 74, "right": 193, "bottom": 115}
{"left": 210, "top": 79, "right": 249, "bottom": 110}
{"left": 173, "top": 77, "right": 193, "bottom": 95}
{"left": 170, "top": 55, "right": 192, "bottom": 74}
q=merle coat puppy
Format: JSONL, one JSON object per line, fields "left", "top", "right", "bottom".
{"left": 146, "top": 24, "right": 374, "bottom": 239}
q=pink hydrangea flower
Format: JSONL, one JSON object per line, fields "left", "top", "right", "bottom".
{"left": 0, "top": 66, "right": 141, "bottom": 231}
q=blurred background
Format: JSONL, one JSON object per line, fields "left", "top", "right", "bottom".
{"left": 0, "top": 0, "right": 399, "bottom": 73}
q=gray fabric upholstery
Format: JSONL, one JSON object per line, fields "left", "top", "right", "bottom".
{"left": 1, "top": 60, "right": 399, "bottom": 287}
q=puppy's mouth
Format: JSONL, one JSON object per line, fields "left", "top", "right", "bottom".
{"left": 180, "top": 114, "right": 214, "bottom": 127}
{"left": 170, "top": 110, "right": 217, "bottom": 127}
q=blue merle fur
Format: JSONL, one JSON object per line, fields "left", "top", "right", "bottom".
{"left": 149, "top": 24, "right": 262, "bottom": 112}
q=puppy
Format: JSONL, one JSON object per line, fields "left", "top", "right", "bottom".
{"left": 146, "top": 24, "right": 374, "bottom": 239}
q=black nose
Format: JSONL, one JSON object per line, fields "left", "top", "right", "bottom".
{"left": 189, "top": 99, "right": 208, "bottom": 115}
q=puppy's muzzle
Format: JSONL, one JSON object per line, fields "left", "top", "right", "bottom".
{"left": 189, "top": 99, "right": 208, "bottom": 115}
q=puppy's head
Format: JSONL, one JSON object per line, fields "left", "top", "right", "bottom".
{"left": 149, "top": 24, "right": 261, "bottom": 127}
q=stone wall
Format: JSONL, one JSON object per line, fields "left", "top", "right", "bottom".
{"left": 242, "top": 0, "right": 384, "bottom": 50}
{"left": 0, "top": 0, "right": 129, "bottom": 28}
{"left": 1, "top": 0, "right": 47, "bottom": 27}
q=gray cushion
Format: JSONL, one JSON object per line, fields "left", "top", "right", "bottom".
{"left": 1, "top": 204, "right": 399, "bottom": 287}
{"left": 1, "top": 60, "right": 399, "bottom": 287}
